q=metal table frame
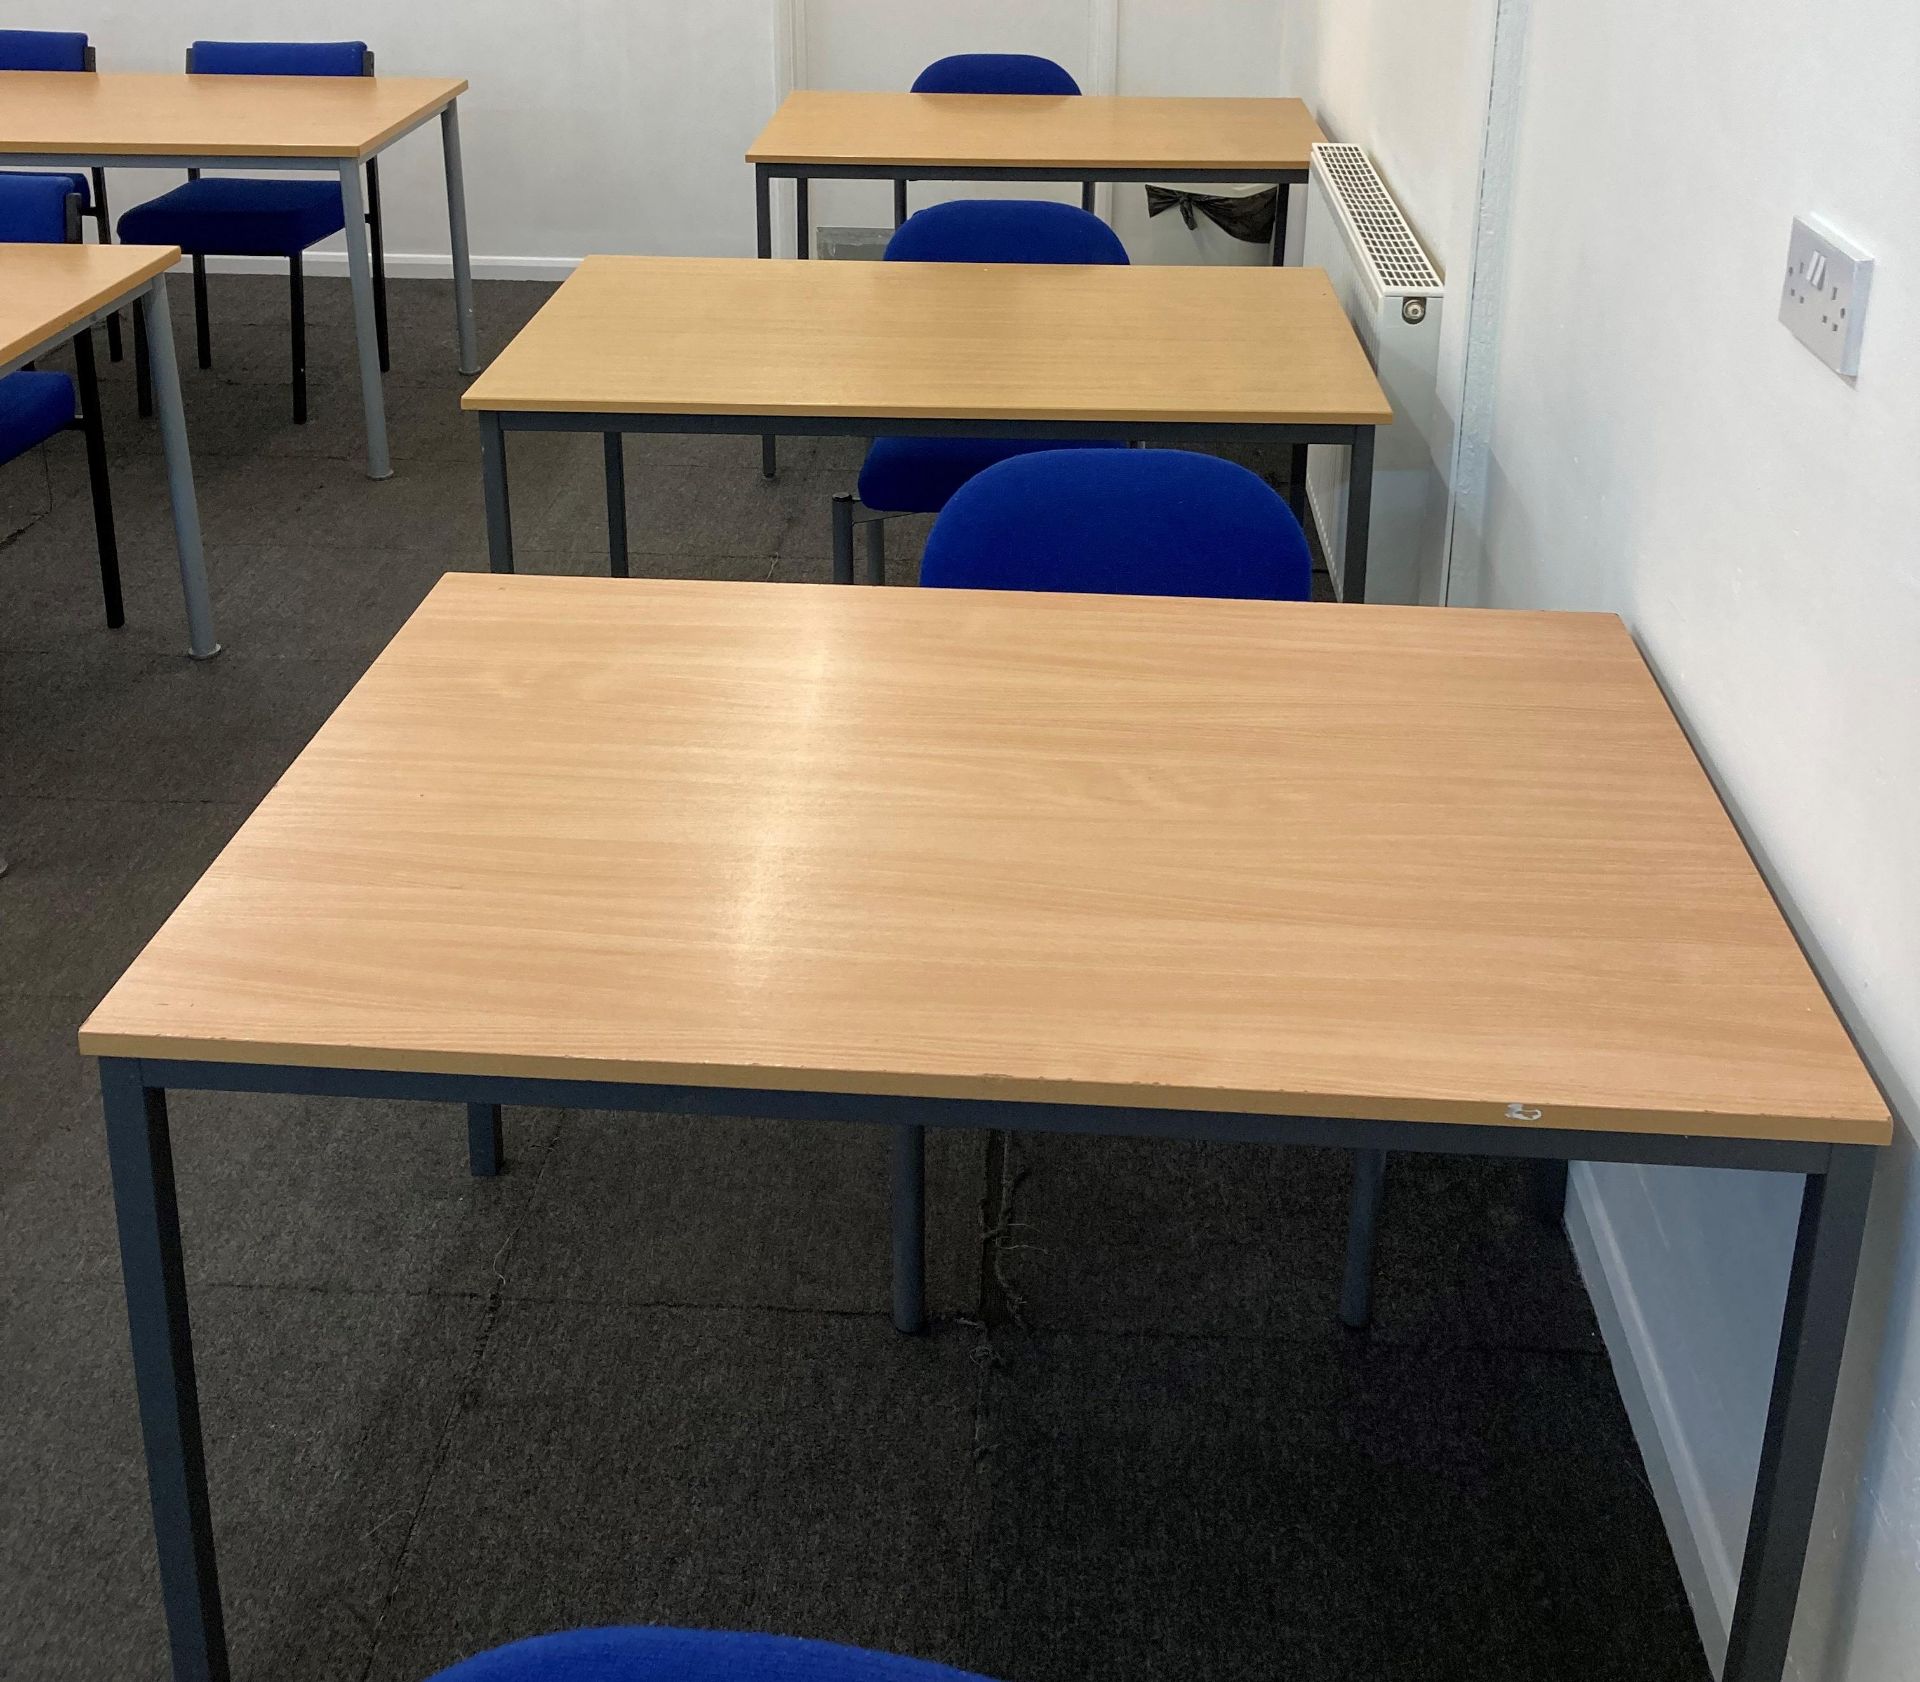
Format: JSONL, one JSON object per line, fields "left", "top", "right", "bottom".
{"left": 752, "top": 161, "right": 1308, "bottom": 266}
{"left": 100, "top": 1045, "right": 1870, "bottom": 1682}
{"left": 5, "top": 270, "right": 217, "bottom": 658}
{"left": 1, "top": 95, "right": 481, "bottom": 482}
{"left": 477, "top": 408, "right": 1378, "bottom": 603}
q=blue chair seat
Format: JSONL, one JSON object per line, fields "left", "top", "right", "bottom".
{"left": 119, "top": 177, "right": 345, "bottom": 257}
{"left": 0, "top": 370, "right": 76, "bottom": 461}
{"left": 857, "top": 434, "right": 1109, "bottom": 515}
{"left": 0, "top": 168, "right": 88, "bottom": 209}
{"left": 427, "top": 1627, "right": 1002, "bottom": 1682}
{"left": 921, "top": 447, "right": 1313, "bottom": 600}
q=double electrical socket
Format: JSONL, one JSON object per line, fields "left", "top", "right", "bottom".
{"left": 1780, "top": 215, "right": 1872, "bottom": 378}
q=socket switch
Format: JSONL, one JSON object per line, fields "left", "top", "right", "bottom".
{"left": 1781, "top": 215, "right": 1872, "bottom": 377}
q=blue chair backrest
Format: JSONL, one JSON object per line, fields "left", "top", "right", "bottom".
{"left": 188, "top": 40, "right": 370, "bottom": 77}
{"left": 921, "top": 449, "right": 1313, "bottom": 601}
{"left": 885, "top": 199, "right": 1127, "bottom": 266}
{"left": 0, "top": 172, "right": 80, "bottom": 243}
{"left": 0, "top": 29, "right": 89, "bottom": 71}
{"left": 912, "top": 53, "right": 1080, "bottom": 95}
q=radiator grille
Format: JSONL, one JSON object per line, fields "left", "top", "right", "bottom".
{"left": 1310, "top": 143, "right": 1442, "bottom": 293}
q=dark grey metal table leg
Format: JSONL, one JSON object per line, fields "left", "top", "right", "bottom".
{"left": 754, "top": 163, "right": 773, "bottom": 259}
{"left": 831, "top": 492, "right": 856, "bottom": 585}
{"left": 894, "top": 178, "right": 908, "bottom": 228}
{"left": 479, "top": 411, "right": 514, "bottom": 574}
{"left": 864, "top": 516, "right": 886, "bottom": 586}
{"left": 603, "top": 432, "right": 628, "bottom": 579}
{"left": 1272, "top": 182, "right": 1290, "bottom": 265}
{"left": 1339, "top": 1148, "right": 1388, "bottom": 1329}
{"left": 100, "top": 1059, "right": 230, "bottom": 1682}
{"left": 1722, "top": 1145, "right": 1876, "bottom": 1682}
{"left": 1287, "top": 442, "right": 1310, "bottom": 523}
{"left": 1343, "top": 425, "right": 1375, "bottom": 604}
{"left": 755, "top": 164, "right": 776, "bottom": 478}
{"left": 795, "top": 176, "right": 810, "bottom": 259}
{"left": 892, "top": 1124, "right": 926, "bottom": 1334}
{"left": 467, "top": 1103, "right": 503, "bottom": 1178}
{"left": 1081, "top": 180, "right": 1097, "bottom": 215}
{"left": 1528, "top": 1158, "right": 1570, "bottom": 1226}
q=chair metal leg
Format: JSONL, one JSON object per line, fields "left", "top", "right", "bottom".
{"left": 288, "top": 255, "right": 307, "bottom": 425}
{"left": 190, "top": 255, "right": 211, "bottom": 370}
{"left": 1339, "top": 1149, "right": 1388, "bottom": 1329}
{"left": 891, "top": 1124, "right": 926, "bottom": 1334}
{"left": 72, "top": 327, "right": 123, "bottom": 630}
{"left": 132, "top": 296, "right": 153, "bottom": 418}
{"left": 864, "top": 515, "right": 886, "bottom": 586}
{"left": 366, "top": 159, "right": 390, "bottom": 374}
{"left": 831, "top": 492, "right": 856, "bottom": 585}
{"left": 91, "top": 168, "right": 124, "bottom": 362}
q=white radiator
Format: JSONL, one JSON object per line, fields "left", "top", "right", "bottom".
{"left": 1301, "top": 144, "right": 1449, "bottom": 605}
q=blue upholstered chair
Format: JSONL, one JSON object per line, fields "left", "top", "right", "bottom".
{"left": 910, "top": 53, "right": 1081, "bottom": 95}
{"left": 0, "top": 30, "right": 124, "bottom": 360}
{"left": 0, "top": 174, "right": 122, "bottom": 630}
{"left": 830, "top": 200, "right": 1128, "bottom": 588}
{"left": 119, "top": 40, "right": 389, "bottom": 424}
{"left": 425, "top": 1627, "right": 1003, "bottom": 1682}
{"left": 921, "top": 448, "right": 1314, "bottom": 599}
{"left": 916, "top": 448, "right": 1391, "bottom": 1330}
{"left": 897, "top": 53, "right": 1090, "bottom": 226}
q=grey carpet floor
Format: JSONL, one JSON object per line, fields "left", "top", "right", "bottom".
{"left": 0, "top": 274, "right": 1710, "bottom": 1682}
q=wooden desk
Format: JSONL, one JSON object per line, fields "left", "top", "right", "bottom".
{"left": 85, "top": 575, "right": 1885, "bottom": 1682}
{"left": 747, "top": 91, "right": 1328, "bottom": 263}
{"left": 0, "top": 70, "right": 479, "bottom": 479}
{"left": 2, "top": 243, "right": 216, "bottom": 656}
{"left": 461, "top": 255, "right": 1393, "bottom": 596}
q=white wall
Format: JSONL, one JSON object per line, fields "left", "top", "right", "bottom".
{"left": 1283, "top": 0, "right": 1920, "bottom": 1676}
{"left": 1479, "top": 4, "right": 1920, "bottom": 1667}
{"left": 9, "top": 0, "right": 784, "bottom": 274}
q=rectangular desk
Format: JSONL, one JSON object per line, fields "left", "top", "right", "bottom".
{"left": 2, "top": 242, "right": 216, "bottom": 658}
{"left": 460, "top": 255, "right": 1393, "bottom": 598}
{"left": 84, "top": 575, "right": 1887, "bottom": 1682}
{"left": 0, "top": 70, "right": 478, "bottom": 481}
{"left": 747, "top": 91, "right": 1328, "bottom": 263}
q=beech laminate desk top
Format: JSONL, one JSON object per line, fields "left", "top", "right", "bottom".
{"left": 0, "top": 242, "right": 179, "bottom": 368}
{"left": 461, "top": 255, "right": 1392, "bottom": 428}
{"left": 81, "top": 575, "right": 1889, "bottom": 1147}
{"left": 748, "top": 91, "right": 1327, "bottom": 173}
{"left": 0, "top": 71, "right": 469, "bottom": 159}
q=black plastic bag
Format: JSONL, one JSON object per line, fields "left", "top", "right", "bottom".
{"left": 1144, "top": 185, "right": 1277, "bottom": 244}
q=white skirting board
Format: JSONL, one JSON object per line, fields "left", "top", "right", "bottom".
{"left": 1565, "top": 1162, "right": 1735, "bottom": 1675}
{"left": 195, "top": 251, "right": 580, "bottom": 284}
